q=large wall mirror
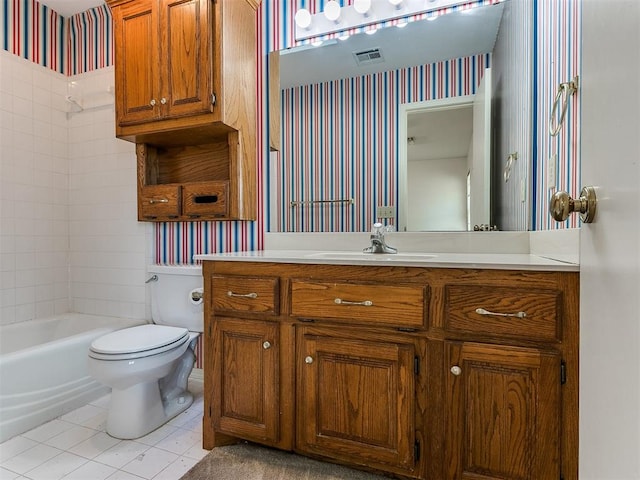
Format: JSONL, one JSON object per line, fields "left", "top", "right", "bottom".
{"left": 269, "top": 0, "right": 533, "bottom": 233}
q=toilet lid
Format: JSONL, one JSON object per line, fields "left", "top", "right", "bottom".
{"left": 90, "top": 324, "right": 189, "bottom": 356}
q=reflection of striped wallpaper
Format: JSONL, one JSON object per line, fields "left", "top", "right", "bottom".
{"left": 275, "top": 54, "right": 490, "bottom": 232}
{"left": 491, "top": 0, "right": 533, "bottom": 231}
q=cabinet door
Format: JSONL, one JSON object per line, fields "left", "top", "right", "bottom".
{"left": 445, "top": 342, "right": 561, "bottom": 480}
{"left": 212, "top": 317, "right": 279, "bottom": 443}
{"left": 159, "top": 0, "right": 212, "bottom": 119}
{"left": 112, "top": 0, "right": 160, "bottom": 126}
{"left": 297, "top": 328, "right": 416, "bottom": 472}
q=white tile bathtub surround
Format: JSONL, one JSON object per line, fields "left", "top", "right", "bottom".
{"left": 67, "top": 67, "right": 148, "bottom": 320}
{"left": 0, "top": 52, "right": 70, "bottom": 325}
{"left": 0, "top": 377, "right": 205, "bottom": 480}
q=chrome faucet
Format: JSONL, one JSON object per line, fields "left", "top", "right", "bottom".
{"left": 363, "top": 222, "right": 397, "bottom": 254}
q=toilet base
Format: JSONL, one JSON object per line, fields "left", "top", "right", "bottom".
{"left": 106, "top": 380, "right": 194, "bottom": 440}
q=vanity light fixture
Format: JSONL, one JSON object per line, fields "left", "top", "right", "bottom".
{"left": 353, "top": 0, "right": 372, "bottom": 17}
{"left": 293, "top": 0, "right": 505, "bottom": 42}
{"left": 294, "top": 8, "right": 312, "bottom": 30}
{"left": 324, "top": 0, "right": 342, "bottom": 24}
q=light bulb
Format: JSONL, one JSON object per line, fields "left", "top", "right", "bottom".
{"left": 294, "top": 8, "right": 312, "bottom": 30}
{"left": 324, "top": 0, "right": 341, "bottom": 23}
{"left": 353, "top": 0, "right": 372, "bottom": 16}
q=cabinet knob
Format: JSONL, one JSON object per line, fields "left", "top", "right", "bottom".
{"left": 450, "top": 365, "right": 462, "bottom": 376}
{"left": 150, "top": 99, "right": 157, "bottom": 106}
{"left": 305, "top": 356, "right": 314, "bottom": 364}
{"left": 160, "top": 97, "right": 167, "bottom": 105}
{"left": 263, "top": 341, "right": 271, "bottom": 350}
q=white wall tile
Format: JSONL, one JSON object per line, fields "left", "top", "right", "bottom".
{"left": 1, "top": 56, "right": 148, "bottom": 325}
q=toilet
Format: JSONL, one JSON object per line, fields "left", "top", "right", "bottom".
{"left": 88, "top": 264, "right": 204, "bottom": 439}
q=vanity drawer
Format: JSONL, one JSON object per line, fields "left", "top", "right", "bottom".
{"left": 444, "top": 285, "right": 562, "bottom": 342}
{"left": 211, "top": 275, "right": 279, "bottom": 315}
{"left": 291, "top": 280, "right": 426, "bottom": 328}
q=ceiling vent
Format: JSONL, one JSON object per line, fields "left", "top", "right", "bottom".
{"left": 353, "top": 48, "right": 384, "bottom": 66}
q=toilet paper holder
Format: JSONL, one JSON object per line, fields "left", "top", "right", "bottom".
{"left": 190, "top": 288, "right": 204, "bottom": 304}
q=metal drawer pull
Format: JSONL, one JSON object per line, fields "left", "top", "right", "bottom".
{"left": 334, "top": 298, "right": 373, "bottom": 307}
{"left": 227, "top": 291, "right": 258, "bottom": 299}
{"left": 305, "top": 356, "right": 314, "bottom": 364}
{"left": 475, "top": 308, "right": 526, "bottom": 318}
{"left": 149, "top": 198, "right": 169, "bottom": 204}
{"left": 263, "top": 341, "right": 271, "bottom": 350}
{"left": 450, "top": 366, "right": 462, "bottom": 376}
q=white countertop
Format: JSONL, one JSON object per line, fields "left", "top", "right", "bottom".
{"left": 194, "top": 250, "right": 579, "bottom": 272}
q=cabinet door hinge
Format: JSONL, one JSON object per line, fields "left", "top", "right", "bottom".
{"left": 209, "top": 405, "right": 212, "bottom": 417}
{"left": 211, "top": 93, "right": 216, "bottom": 105}
{"left": 414, "top": 439, "right": 421, "bottom": 462}
{"left": 414, "top": 356, "right": 420, "bottom": 375}
{"left": 560, "top": 361, "right": 567, "bottom": 385}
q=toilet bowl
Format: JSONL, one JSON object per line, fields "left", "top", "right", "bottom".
{"left": 88, "top": 265, "right": 204, "bottom": 439}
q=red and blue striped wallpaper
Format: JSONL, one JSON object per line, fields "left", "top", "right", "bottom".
{"left": 1, "top": 0, "right": 65, "bottom": 73}
{"left": 533, "top": 0, "right": 581, "bottom": 230}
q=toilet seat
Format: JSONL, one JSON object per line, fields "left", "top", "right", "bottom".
{"left": 89, "top": 324, "right": 190, "bottom": 361}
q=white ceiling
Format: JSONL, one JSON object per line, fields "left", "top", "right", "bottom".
{"left": 39, "top": 0, "right": 105, "bottom": 17}
{"left": 280, "top": 2, "right": 503, "bottom": 89}
{"left": 408, "top": 106, "right": 473, "bottom": 163}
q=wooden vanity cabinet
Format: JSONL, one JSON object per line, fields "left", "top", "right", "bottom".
{"left": 202, "top": 261, "right": 579, "bottom": 480}
{"left": 439, "top": 270, "right": 579, "bottom": 480}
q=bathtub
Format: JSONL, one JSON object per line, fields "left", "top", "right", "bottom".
{"left": 0, "top": 313, "right": 143, "bottom": 443}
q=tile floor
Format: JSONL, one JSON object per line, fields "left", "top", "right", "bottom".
{"left": 0, "top": 379, "right": 207, "bottom": 480}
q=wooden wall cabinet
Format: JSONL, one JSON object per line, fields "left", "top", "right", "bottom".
{"left": 106, "top": 0, "right": 258, "bottom": 222}
{"left": 202, "top": 261, "right": 579, "bottom": 480}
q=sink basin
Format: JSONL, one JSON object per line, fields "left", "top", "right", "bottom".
{"left": 305, "top": 252, "right": 437, "bottom": 262}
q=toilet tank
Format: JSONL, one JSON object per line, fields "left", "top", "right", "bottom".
{"left": 147, "top": 264, "right": 204, "bottom": 333}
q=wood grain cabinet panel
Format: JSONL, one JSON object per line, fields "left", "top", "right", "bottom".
{"left": 211, "top": 275, "right": 279, "bottom": 315}
{"left": 291, "top": 280, "right": 426, "bottom": 329}
{"left": 182, "top": 181, "right": 228, "bottom": 219}
{"left": 212, "top": 317, "right": 279, "bottom": 443}
{"left": 445, "top": 342, "right": 561, "bottom": 480}
{"left": 296, "top": 326, "right": 417, "bottom": 474}
{"left": 138, "top": 184, "right": 180, "bottom": 219}
{"left": 111, "top": 0, "right": 159, "bottom": 126}
{"left": 444, "top": 285, "right": 562, "bottom": 342}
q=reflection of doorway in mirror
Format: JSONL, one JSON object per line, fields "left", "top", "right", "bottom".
{"left": 398, "top": 69, "right": 491, "bottom": 232}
